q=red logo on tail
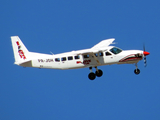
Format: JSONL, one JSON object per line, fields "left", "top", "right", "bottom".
{"left": 16, "top": 41, "right": 26, "bottom": 59}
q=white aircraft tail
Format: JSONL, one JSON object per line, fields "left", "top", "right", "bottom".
{"left": 11, "top": 36, "right": 31, "bottom": 65}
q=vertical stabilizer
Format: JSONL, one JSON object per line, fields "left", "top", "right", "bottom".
{"left": 11, "top": 36, "right": 30, "bottom": 65}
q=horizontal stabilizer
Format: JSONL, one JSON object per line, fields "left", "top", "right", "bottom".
{"left": 14, "top": 59, "right": 31, "bottom": 65}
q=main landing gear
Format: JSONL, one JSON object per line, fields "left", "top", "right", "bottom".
{"left": 134, "top": 63, "right": 140, "bottom": 75}
{"left": 88, "top": 67, "right": 103, "bottom": 80}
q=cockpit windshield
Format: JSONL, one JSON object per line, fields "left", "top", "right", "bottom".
{"left": 110, "top": 47, "right": 122, "bottom": 54}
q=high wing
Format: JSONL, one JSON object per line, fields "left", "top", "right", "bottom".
{"left": 72, "top": 38, "right": 115, "bottom": 65}
{"left": 91, "top": 38, "right": 115, "bottom": 50}
{"left": 73, "top": 38, "right": 115, "bottom": 54}
{"left": 74, "top": 38, "right": 115, "bottom": 54}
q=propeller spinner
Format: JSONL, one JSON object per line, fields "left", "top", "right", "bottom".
{"left": 143, "top": 45, "right": 150, "bottom": 67}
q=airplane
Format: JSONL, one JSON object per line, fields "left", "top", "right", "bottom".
{"left": 11, "top": 36, "right": 150, "bottom": 80}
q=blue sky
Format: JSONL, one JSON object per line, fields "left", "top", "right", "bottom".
{"left": 1, "top": 0, "right": 160, "bottom": 120}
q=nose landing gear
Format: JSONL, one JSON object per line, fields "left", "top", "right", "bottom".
{"left": 134, "top": 69, "right": 140, "bottom": 75}
{"left": 134, "top": 63, "right": 140, "bottom": 75}
{"left": 88, "top": 67, "right": 103, "bottom": 80}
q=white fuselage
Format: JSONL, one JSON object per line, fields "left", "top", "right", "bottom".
{"left": 11, "top": 36, "right": 146, "bottom": 71}
{"left": 20, "top": 46, "right": 144, "bottom": 70}
{"left": 11, "top": 36, "right": 150, "bottom": 80}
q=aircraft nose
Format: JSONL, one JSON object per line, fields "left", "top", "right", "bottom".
{"left": 143, "top": 51, "right": 150, "bottom": 56}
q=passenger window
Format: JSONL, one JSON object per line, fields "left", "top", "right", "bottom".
{"left": 84, "top": 54, "right": 89, "bottom": 58}
{"left": 61, "top": 57, "right": 66, "bottom": 61}
{"left": 75, "top": 55, "right": 80, "bottom": 59}
{"left": 68, "top": 56, "right": 73, "bottom": 60}
{"left": 99, "top": 52, "right": 103, "bottom": 56}
{"left": 55, "top": 58, "right": 60, "bottom": 62}
{"left": 94, "top": 53, "right": 98, "bottom": 57}
{"left": 105, "top": 52, "right": 112, "bottom": 56}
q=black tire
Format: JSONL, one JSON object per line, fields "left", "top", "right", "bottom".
{"left": 134, "top": 69, "right": 140, "bottom": 75}
{"left": 95, "top": 69, "right": 103, "bottom": 77}
{"left": 88, "top": 72, "right": 96, "bottom": 80}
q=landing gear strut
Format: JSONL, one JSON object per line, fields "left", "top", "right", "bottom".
{"left": 134, "top": 63, "right": 140, "bottom": 75}
{"left": 88, "top": 67, "right": 103, "bottom": 80}
{"left": 95, "top": 67, "right": 103, "bottom": 77}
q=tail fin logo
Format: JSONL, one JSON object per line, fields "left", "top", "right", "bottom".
{"left": 16, "top": 41, "right": 26, "bottom": 59}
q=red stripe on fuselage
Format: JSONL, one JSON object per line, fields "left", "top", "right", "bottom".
{"left": 120, "top": 57, "right": 142, "bottom": 62}
{"left": 119, "top": 54, "right": 143, "bottom": 62}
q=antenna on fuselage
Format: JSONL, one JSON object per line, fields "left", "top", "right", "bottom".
{"left": 50, "top": 51, "right": 54, "bottom": 55}
{"left": 111, "top": 42, "right": 118, "bottom": 44}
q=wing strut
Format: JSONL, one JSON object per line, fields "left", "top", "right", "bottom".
{"left": 90, "top": 53, "right": 101, "bottom": 65}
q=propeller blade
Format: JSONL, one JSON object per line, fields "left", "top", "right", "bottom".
{"left": 143, "top": 43, "right": 150, "bottom": 67}
{"left": 143, "top": 43, "right": 146, "bottom": 51}
{"left": 144, "top": 56, "right": 147, "bottom": 67}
